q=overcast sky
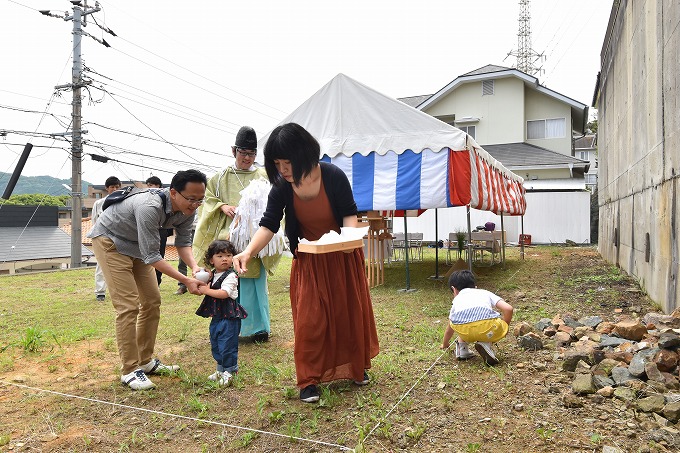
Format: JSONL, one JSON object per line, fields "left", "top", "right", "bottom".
{"left": 0, "top": 0, "right": 612, "bottom": 191}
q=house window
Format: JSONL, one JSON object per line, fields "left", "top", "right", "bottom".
{"left": 578, "top": 151, "right": 589, "bottom": 160}
{"left": 458, "top": 125, "right": 476, "bottom": 139}
{"left": 482, "top": 80, "right": 494, "bottom": 96}
{"left": 527, "top": 118, "right": 566, "bottom": 139}
{"left": 585, "top": 174, "right": 596, "bottom": 185}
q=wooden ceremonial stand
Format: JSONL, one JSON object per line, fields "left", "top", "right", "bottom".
{"left": 360, "top": 212, "right": 390, "bottom": 288}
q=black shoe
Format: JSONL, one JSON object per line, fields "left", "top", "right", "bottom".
{"left": 252, "top": 332, "right": 269, "bottom": 343}
{"left": 96, "top": 295, "right": 105, "bottom": 302}
{"left": 354, "top": 370, "right": 370, "bottom": 386}
{"left": 174, "top": 285, "right": 187, "bottom": 295}
{"left": 300, "top": 385, "right": 319, "bottom": 403}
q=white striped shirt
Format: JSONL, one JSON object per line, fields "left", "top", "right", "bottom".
{"left": 448, "top": 288, "right": 502, "bottom": 325}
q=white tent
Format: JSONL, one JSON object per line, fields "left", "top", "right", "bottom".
{"left": 259, "top": 73, "right": 526, "bottom": 215}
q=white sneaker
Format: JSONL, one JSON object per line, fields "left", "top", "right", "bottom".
{"left": 217, "top": 371, "right": 233, "bottom": 387}
{"left": 455, "top": 338, "right": 475, "bottom": 360}
{"left": 207, "top": 371, "right": 221, "bottom": 381}
{"left": 121, "top": 369, "right": 155, "bottom": 390}
{"left": 140, "top": 358, "right": 180, "bottom": 375}
{"left": 474, "top": 342, "right": 499, "bottom": 366}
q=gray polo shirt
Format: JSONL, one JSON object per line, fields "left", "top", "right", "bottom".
{"left": 87, "top": 188, "right": 194, "bottom": 264}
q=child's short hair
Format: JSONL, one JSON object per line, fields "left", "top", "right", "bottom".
{"left": 204, "top": 240, "right": 238, "bottom": 265}
{"left": 449, "top": 270, "right": 476, "bottom": 291}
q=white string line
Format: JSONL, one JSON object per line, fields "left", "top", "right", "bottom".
{"left": 0, "top": 381, "right": 353, "bottom": 452}
{"left": 362, "top": 264, "right": 525, "bottom": 446}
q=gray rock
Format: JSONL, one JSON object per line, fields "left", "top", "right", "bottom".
{"left": 658, "top": 331, "right": 680, "bottom": 350}
{"left": 563, "top": 316, "right": 585, "bottom": 328}
{"left": 653, "top": 412, "right": 670, "bottom": 427}
{"left": 663, "top": 401, "right": 680, "bottom": 422}
{"left": 611, "top": 366, "right": 634, "bottom": 385}
{"left": 562, "top": 350, "right": 591, "bottom": 372}
{"left": 572, "top": 374, "right": 597, "bottom": 394}
{"left": 579, "top": 315, "right": 603, "bottom": 328}
{"left": 613, "top": 387, "right": 637, "bottom": 402}
{"left": 644, "top": 362, "right": 665, "bottom": 383}
{"left": 628, "top": 348, "right": 658, "bottom": 378}
{"left": 648, "top": 427, "right": 680, "bottom": 447}
{"left": 601, "top": 446, "right": 624, "bottom": 453}
{"left": 642, "top": 312, "right": 680, "bottom": 329}
{"left": 562, "top": 393, "right": 584, "bottom": 408}
{"left": 593, "top": 375, "right": 615, "bottom": 389}
{"left": 517, "top": 333, "right": 543, "bottom": 351}
{"left": 636, "top": 394, "right": 666, "bottom": 413}
{"left": 535, "top": 318, "right": 552, "bottom": 332}
{"left": 598, "top": 334, "right": 630, "bottom": 349}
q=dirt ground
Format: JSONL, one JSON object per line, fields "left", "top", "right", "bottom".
{"left": 0, "top": 247, "right": 666, "bottom": 452}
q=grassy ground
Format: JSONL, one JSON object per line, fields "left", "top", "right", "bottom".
{"left": 0, "top": 246, "right": 658, "bottom": 452}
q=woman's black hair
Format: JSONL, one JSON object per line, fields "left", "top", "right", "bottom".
{"left": 448, "top": 270, "right": 476, "bottom": 291}
{"left": 204, "top": 240, "right": 238, "bottom": 267}
{"left": 170, "top": 169, "right": 207, "bottom": 192}
{"left": 263, "top": 123, "right": 320, "bottom": 186}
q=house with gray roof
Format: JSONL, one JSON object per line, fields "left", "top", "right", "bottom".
{"left": 396, "top": 64, "right": 592, "bottom": 244}
{"left": 0, "top": 205, "right": 93, "bottom": 274}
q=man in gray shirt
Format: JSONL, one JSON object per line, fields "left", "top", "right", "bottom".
{"left": 88, "top": 169, "right": 208, "bottom": 390}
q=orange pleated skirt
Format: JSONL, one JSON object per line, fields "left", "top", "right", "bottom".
{"left": 290, "top": 248, "right": 380, "bottom": 388}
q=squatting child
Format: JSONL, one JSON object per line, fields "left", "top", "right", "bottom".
{"left": 440, "top": 270, "right": 513, "bottom": 365}
{"left": 195, "top": 240, "right": 247, "bottom": 386}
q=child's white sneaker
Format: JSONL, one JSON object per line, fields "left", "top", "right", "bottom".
{"left": 207, "top": 371, "right": 221, "bottom": 381}
{"left": 455, "top": 338, "right": 475, "bottom": 360}
{"left": 217, "top": 371, "right": 233, "bottom": 387}
{"left": 475, "top": 342, "right": 499, "bottom": 366}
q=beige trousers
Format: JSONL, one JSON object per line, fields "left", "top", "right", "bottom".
{"left": 92, "top": 236, "right": 162, "bottom": 374}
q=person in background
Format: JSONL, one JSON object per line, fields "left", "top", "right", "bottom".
{"left": 90, "top": 176, "right": 121, "bottom": 301}
{"left": 440, "top": 270, "right": 514, "bottom": 366}
{"left": 145, "top": 176, "right": 174, "bottom": 286}
{"left": 193, "top": 126, "right": 279, "bottom": 342}
{"left": 88, "top": 169, "right": 208, "bottom": 390}
{"left": 232, "top": 123, "right": 379, "bottom": 403}
{"left": 195, "top": 240, "right": 246, "bottom": 387}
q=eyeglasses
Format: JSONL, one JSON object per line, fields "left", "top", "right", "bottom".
{"left": 177, "top": 191, "right": 205, "bottom": 205}
{"left": 235, "top": 147, "right": 257, "bottom": 158}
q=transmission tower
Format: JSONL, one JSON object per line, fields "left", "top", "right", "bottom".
{"left": 507, "top": 0, "right": 544, "bottom": 76}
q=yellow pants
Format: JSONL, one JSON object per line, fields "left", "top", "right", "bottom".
{"left": 451, "top": 318, "right": 508, "bottom": 344}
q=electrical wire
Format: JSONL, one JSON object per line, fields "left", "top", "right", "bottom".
{"left": 110, "top": 47, "right": 281, "bottom": 121}
{"left": 85, "top": 69, "right": 243, "bottom": 130}
{"left": 88, "top": 83, "right": 236, "bottom": 135}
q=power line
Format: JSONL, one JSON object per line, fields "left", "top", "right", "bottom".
{"left": 84, "top": 122, "right": 224, "bottom": 157}
{"left": 109, "top": 46, "right": 281, "bottom": 121}
{"left": 84, "top": 68, "right": 243, "bottom": 130}
{"left": 86, "top": 80, "right": 238, "bottom": 133}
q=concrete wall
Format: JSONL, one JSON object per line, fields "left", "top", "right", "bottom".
{"left": 423, "top": 77, "right": 525, "bottom": 145}
{"left": 597, "top": 0, "right": 680, "bottom": 313}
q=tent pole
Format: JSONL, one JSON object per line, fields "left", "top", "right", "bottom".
{"left": 500, "top": 212, "right": 506, "bottom": 270}
{"left": 429, "top": 209, "right": 444, "bottom": 280}
{"left": 398, "top": 214, "right": 417, "bottom": 293}
{"left": 466, "top": 205, "right": 473, "bottom": 271}
{"left": 520, "top": 215, "right": 525, "bottom": 260}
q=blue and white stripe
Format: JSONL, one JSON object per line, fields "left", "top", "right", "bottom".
{"left": 321, "top": 148, "right": 449, "bottom": 211}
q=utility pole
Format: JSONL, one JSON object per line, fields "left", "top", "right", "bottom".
{"left": 41, "top": 1, "right": 112, "bottom": 268}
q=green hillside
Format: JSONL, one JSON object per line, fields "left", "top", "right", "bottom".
{"left": 0, "top": 172, "right": 91, "bottom": 197}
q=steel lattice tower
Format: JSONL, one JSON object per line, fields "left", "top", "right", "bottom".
{"left": 508, "top": 0, "right": 544, "bottom": 75}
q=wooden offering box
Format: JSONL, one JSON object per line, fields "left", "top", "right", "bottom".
{"left": 297, "top": 239, "right": 364, "bottom": 254}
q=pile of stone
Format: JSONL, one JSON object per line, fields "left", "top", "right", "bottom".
{"left": 515, "top": 310, "right": 680, "bottom": 429}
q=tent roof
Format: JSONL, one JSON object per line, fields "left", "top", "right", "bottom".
{"left": 259, "top": 73, "right": 469, "bottom": 158}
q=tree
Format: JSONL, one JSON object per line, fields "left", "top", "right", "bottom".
{"left": 2, "top": 193, "right": 69, "bottom": 206}
{"left": 587, "top": 119, "right": 598, "bottom": 134}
